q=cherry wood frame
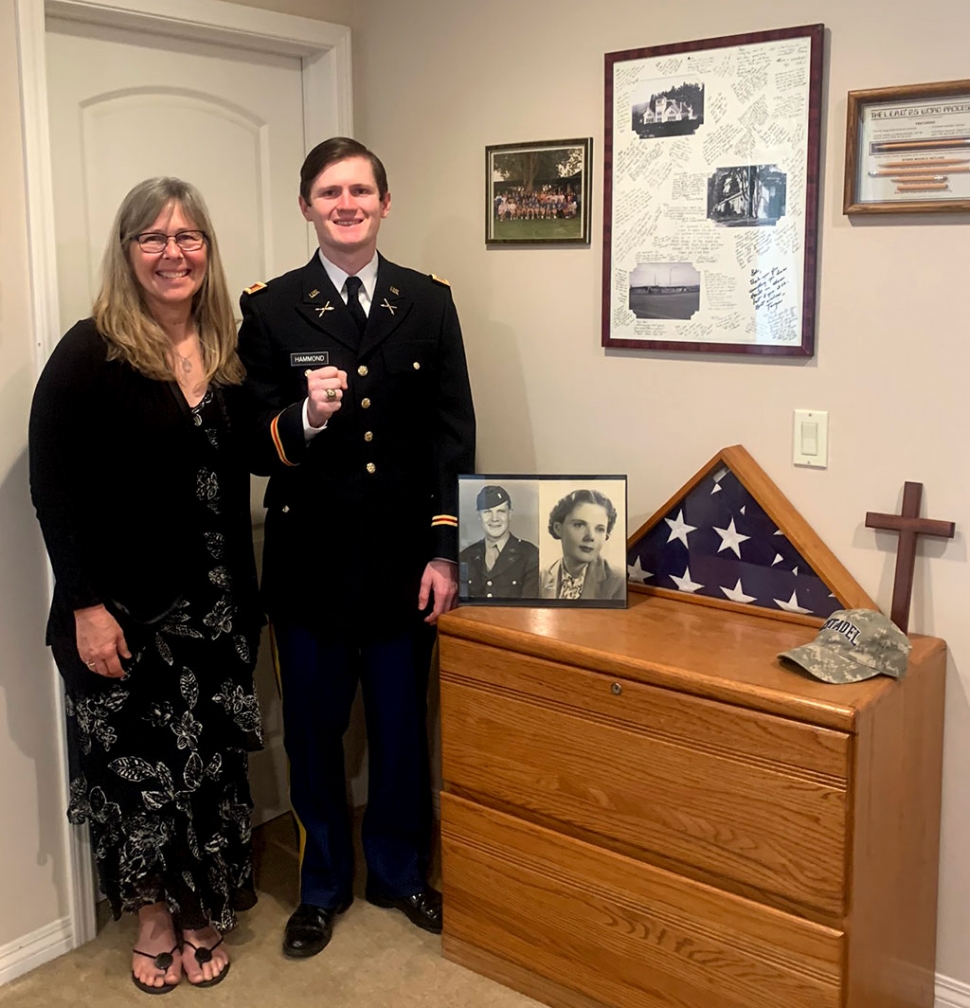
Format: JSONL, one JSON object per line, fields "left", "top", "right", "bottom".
{"left": 602, "top": 24, "right": 824, "bottom": 357}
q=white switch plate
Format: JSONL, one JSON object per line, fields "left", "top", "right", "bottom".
{"left": 793, "top": 409, "right": 828, "bottom": 468}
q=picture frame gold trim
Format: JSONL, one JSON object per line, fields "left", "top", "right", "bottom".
{"left": 844, "top": 79, "right": 970, "bottom": 215}
{"left": 485, "top": 138, "right": 592, "bottom": 246}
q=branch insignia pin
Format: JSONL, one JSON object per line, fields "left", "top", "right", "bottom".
{"left": 380, "top": 298, "right": 398, "bottom": 316}
{"left": 315, "top": 301, "right": 335, "bottom": 317}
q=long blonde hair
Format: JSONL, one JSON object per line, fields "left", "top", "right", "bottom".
{"left": 93, "top": 177, "right": 244, "bottom": 385}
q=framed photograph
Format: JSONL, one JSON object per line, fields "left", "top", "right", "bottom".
{"left": 458, "top": 475, "right": 627, "bottom": 608}
{"left": 844, "top": 80, "right": 970, "bottom": 215}
{"left": 486, "top": 138, "right": 592, "bottom": 245}
{"left": 603, "top": 24, "right": 824, "bottom": 357}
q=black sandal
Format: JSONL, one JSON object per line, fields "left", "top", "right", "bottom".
{"left": 182, "top": 935, "right": 230, "bottom": 988}
{"left": 131, "top": 945, "right": 179, "bottom": 995}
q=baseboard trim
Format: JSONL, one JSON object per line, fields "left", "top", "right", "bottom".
{"left": 938, "top": 973, "right": 970, "bottom": 1008}
{"left": 0, "top": 917, "right": 73, "bottom": 987}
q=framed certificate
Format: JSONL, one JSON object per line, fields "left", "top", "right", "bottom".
{"left": 844, "top": 80, "right": 970, "bottom": 214}
{"left": 603, "top": 24, "right": 824, "bottom": 357}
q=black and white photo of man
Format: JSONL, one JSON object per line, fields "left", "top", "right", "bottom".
{"left": 459, "top": 485, "right": 539, "bottom": 599}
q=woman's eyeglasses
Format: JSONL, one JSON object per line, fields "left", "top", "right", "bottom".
{"left": 133, "top": 230, "right": 207, "bottom": 253}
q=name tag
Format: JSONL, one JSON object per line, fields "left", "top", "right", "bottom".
{"left": 290, "top": 351, "right": 329, "bottom": 367}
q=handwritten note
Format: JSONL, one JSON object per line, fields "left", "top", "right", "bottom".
{"left": 705, "top": 272, "right": 738, "bottom": 310}
{"left": 670, "top": 173, "right": 707, "bottom": 202}
{"left": 749, "top": 266, "right": 789, "bottom": 311}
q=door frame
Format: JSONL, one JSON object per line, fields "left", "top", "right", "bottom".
{"left": 14, "top": 0, "right": 353, "bottom": 948}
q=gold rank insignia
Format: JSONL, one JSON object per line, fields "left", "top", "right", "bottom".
{"left": 430, "top": 274, "right": 451, "bottom": 286}
{"left": 243, "top": 281, "right": 267, "bottom": 295}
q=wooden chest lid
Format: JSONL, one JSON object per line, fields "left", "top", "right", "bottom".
{"left": 438, "top": 593, "right": 944, "bottom": 732}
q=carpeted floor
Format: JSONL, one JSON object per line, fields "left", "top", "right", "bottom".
{"left": 0, "top": 815, "right": 542, "bottom": 1008}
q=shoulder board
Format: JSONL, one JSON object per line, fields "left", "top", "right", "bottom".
{"left": 243, "top": 281, "right": 267, "bottom": 296}
{"left": 430, "top": 273, "right": 451, "bottom": 287}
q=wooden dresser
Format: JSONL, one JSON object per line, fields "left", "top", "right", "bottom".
{"left": 437, "top": 593, "right": 945, "bottom": 1008}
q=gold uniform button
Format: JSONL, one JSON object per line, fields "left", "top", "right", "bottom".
{"left": 366, "top": 463, "right": 376, "bottom": 474}
{"left": 357, "top": 365, "right": 369, "bottom": 377}
{"left": 361, "top": 397, "right": 371, "bottom": 409}
{"left": 281, "top": 505, "right": 290, "bottom": 513}
{"left": 412, "top": 361, "right": 421, "bottom": 370}
{"left": 364, "top": 431, "right": 374, "bottom": 442}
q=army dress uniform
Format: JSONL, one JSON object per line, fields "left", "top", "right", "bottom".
{"left": 459, "top": 534, "right": 539, "bottom": 599}
{"left": 237, "top": 252, "right": 475, "bottom": 913}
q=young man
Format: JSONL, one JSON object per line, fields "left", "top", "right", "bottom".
{"left": 238, "top": 137, "right": 475, "bottom": 957}
{"left": 458, "top": 485, "right": 539, "bottom": 599}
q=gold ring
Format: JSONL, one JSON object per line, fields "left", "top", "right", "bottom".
{"left": 86, "top": 662, "right": 96, "bottom": 669}
{"left": 326, "top": 388, "right": 338, "bottom": 400}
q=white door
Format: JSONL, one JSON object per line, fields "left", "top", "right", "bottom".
{"left": 45, "top": 16, "right": 310, "bottom": 827}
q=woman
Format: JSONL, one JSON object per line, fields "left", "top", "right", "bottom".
{"left": 539, "top": 489, "right": 627, "bottom": 600}
{"left": 29, "top": 178, "right": 262, "bottom": 993}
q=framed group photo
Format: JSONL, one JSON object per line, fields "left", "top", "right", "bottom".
{"left": 843, "top": 79, "right": 970, "bottom": 214}
{"left": 602, "top": 24, "right": 824, "bottom": 356}
{"left": 457, "top": 475, "right": 628, "bottom": 608}
{"left": 485, "top": 138, "right": 592, "bottom": 246}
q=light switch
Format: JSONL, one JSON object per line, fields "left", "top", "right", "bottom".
{"left": 793, "top": 410, "right": 828, "bottom": 468}
{"left": 801, "top": 422, "right": 818, "bottom": 455}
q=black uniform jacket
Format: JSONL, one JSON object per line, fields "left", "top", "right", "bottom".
{"left": 459, "top": 534, "right": 540, "bottom": 599}
{"left": 237, "top": 254, "right": 476, "bottom": 634}
{"left": 28, "top": 319, "right": 260, "bottom": 646}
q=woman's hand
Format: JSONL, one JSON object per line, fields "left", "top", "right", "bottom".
{"left": 75, "top": 604, "right": 131, "bottom": 678}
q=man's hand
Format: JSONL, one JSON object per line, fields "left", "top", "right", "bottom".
{"left": 75, "top": 604, "right": 131, "bottom": 678}
{"left": 306, "top": 366, "right": 349, "bottom": 427}
{"left": 418, "top": 559, "right": 458, "bottom": 624}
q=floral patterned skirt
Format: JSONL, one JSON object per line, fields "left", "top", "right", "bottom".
{"left": 61, "top": 609, "right": 263, "bottom": 931}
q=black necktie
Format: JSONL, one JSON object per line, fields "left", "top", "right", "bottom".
{"left": 345, "top": 275, "right": 367, "bottom": 334}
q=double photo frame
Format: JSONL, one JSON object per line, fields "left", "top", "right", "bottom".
{"left": 458, "top": 475, "right": 627, "bottom": 608}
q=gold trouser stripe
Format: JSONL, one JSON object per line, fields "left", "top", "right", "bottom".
{"left": 269, "top": 621, "right": 306, "bottom": 869}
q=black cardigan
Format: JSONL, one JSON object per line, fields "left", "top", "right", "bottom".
{"left": 29, "top": 318, "right": 258, "bottom": 640}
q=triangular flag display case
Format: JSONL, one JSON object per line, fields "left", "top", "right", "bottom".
{"left": 626, "top": 444, "right": 877, "bottom": 624}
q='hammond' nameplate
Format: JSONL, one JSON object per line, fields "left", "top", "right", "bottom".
{"left": 291, "top": 352, "right": 330, "bottom": 367}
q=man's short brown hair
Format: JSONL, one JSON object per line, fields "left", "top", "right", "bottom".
{"left": 300, "top": 137, "right": 389, "bottom": 201}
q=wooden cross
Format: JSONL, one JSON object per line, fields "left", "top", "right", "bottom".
{"left": 865, "top": 482, "right": 955, "bottom": 633}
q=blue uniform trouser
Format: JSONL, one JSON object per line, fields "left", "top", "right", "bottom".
{"left": 273, "top": 621, "right": 434, "bottom": 909}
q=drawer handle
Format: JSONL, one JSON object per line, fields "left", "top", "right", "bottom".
{"left": 610, "top": 682, "right": 622, "bottom": 696}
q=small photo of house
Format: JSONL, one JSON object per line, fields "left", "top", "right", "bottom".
{"left": 707, "top": 164, "right": 787, "bottom": 227}
{"left": 631, "top": 79, "right": 704, "bottom": 139}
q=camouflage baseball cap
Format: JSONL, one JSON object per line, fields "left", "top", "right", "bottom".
{"left": 778, "top": 609, "right": 911, "bottom": 684}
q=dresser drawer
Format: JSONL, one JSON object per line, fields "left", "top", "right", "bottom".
{"left": 440, "top": 638, "right": 849, "bottom": 916}
{"left": 442, "top": 794, "right": 843, "bottom": 1008}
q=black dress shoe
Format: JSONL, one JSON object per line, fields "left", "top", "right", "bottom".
{"left": 366, "top": 886, "right": 443, "bottom": 934}
{"left": 283, "top": 899, "right": 352, "bottom": 958}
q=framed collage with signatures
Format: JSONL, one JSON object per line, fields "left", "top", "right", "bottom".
{"left": 603, "top": 24, "right": 824, "bottom": 357}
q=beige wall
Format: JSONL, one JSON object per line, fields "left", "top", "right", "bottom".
{"left": 350, "top": 0, "right": 970, "bottom": 985}
{"left": 0, "top": 0, "right": 71, "bottom": 947}
{"left": 4, "top": 0, "right": 969, "bottom": 990}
